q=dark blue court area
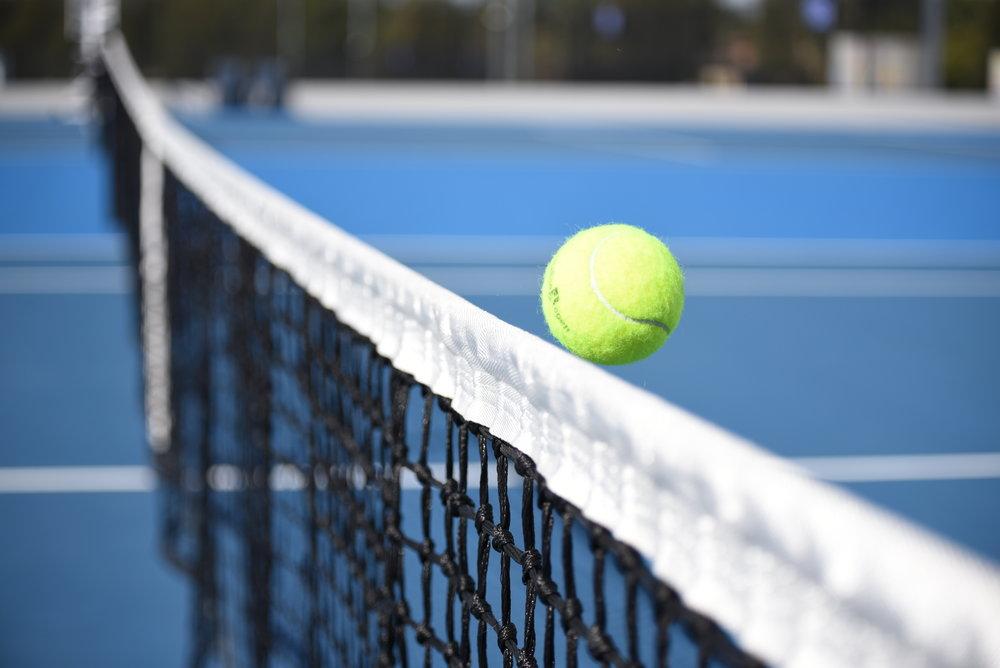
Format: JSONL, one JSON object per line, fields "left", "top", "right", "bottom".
{"left": 2, "top": 112, "right": 999, "bottom": 666}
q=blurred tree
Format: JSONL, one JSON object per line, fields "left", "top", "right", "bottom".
{"left": 121, "top": 0, "right": 277, "bottom": 77}
{"left": 749, "top": 0, "right": 826, "bottom": 84}
{"left": 537, "top": 0, "right": 722, "bottom": 81}
{"left": 0, "top": 0, "right": 75, "bottom": 78}
{"left": 379, "top": 0, "right": 484, "bottom": 78}
{"left": 837, "top": 0, "right": 919, "bottom": 32}
{"left": 944, "top": 0, "right": 1000, "bottom": 88}
{"left": 298, "top": 0, "right": 348, "bottom": 77}
{"left": 0, "top": 0, "right": 997, "bottom": 89}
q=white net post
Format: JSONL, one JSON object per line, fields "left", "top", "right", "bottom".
{"left": 66, "top": 0, "right": 121, "bottom": 64}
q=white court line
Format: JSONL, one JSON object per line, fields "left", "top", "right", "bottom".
{"left": 0, "top": 234, "right": 126, "bottom": 263}
{"left": 0, "top": 83, "right": 85, "bottom": 117}
{"left": 6, "top": 81, "right": 1000, "bottom": 128}
{"left": 684, "top": 267, "right": 1000, "bottom": 298}
{"left": 0, "top": 466, "right": 154, "bottom": 493}
{"left": 0, "top": 266, "right": 130, "bottom": 294}
{"left": 1, "top": 454, "right": 998, "bottom": 494}
{"left": 4, "top": 235, "right": 1000, "bottom": 297}
{"left": 6, "top": 234, "right": 1000, "bottom": 268}
{"left": 793, "top": 453, "right": 1000, "bottom": 482}
{"left": 285, "top": 83, "right": 1000, "bottom": 130}
{"left": 415, "top": 266, "right": 1000, "bottom": 298}
{"left": 7, "top": 265, "right": 1000, "bottom": 297}
{"left": 361, "top": 230, "right": 1000, "bottom": 269}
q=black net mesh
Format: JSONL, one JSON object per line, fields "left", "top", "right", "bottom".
{"left": 98, "top": 66, "right": 766, "bottom": 668}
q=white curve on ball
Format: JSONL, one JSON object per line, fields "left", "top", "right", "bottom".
{"left": 588, "top": 231, "right": 672, "bottom": 333}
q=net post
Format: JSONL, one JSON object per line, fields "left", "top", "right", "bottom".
{"left": 66, "top": 0, "right": 120, "bottom": 65}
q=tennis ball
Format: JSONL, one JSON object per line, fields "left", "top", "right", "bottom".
{"left": 541, "top": 224, "right": 684, "bottom": 365}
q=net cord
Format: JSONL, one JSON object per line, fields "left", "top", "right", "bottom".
{"left": 103, "top": 31, "right": 1000, "bottom": 668}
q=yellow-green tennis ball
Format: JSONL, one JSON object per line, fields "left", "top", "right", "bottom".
{"left": 541, "top": 224, "right": 684, "bottom": 365}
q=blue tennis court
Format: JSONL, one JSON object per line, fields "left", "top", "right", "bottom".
{"left": 1, "top": 108, "right": 998, "bottom": 666}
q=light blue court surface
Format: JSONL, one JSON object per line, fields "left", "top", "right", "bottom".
{"left": 1, "top": 114, "right": 999, "bottom": 666}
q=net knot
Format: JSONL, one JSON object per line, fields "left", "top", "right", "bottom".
{"left": 458, "top": 575, "right": 475, "bottom": 594}
{"left": 534, "top": 577, "right": 558, "bottom": 600}
{"left": 474, "top": 503, "right": 493, "bottom": 532}
{"left": 411, "top": 462, "right": 432, "bottom": 483}
{"left": 516, "top": 655, "right": 539, "bottom": 668}
{"left": 496, "top": 622, "right": 518, "bottom": 650}
{"left": 440, "top": 479, "right": 463, "bottom": 511}
{"left": 419, "top": 538, "right": 435, "bottom": 560}
{"left": 585, "top": 626, "right": 614, "bottom": 662}
{"left": 414, "top": 623, "right": 432, "bottom": 645}
{"left": 384, "top": 525, "right": 403, "bottom": 544}
{"left": 491, "top": 526, "right": 515, "bottom": 552}
{"left": 654, "top": 586, "right": 681, "bottom": 624}
{"left": 520, "top": 549, "right": 542, "bottom": 584}
{"left": 511, "top": 451, "right": 536, "bottom": 478}
{"left": 439, "top": 555, "right": 457, "bottom": 578}
{"left": 617, "top": 547, "right": 640, "bottom": 571}
{"left": 442, "top": 641, "right": 460, "bottom": 662}
{"left": 688, "top": 615, "right": 722, "bottom": 646}
{"left": 469, "top": 593, "right": 490, "bottom": 620}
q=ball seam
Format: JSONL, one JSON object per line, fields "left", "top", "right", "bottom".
{"left": 588, "top": 231, "right": 672, "bottom": 334}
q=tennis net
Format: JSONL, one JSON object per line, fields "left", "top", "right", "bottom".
{"left": 95, "top": 32, "right": 1000, "bottom": 668}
